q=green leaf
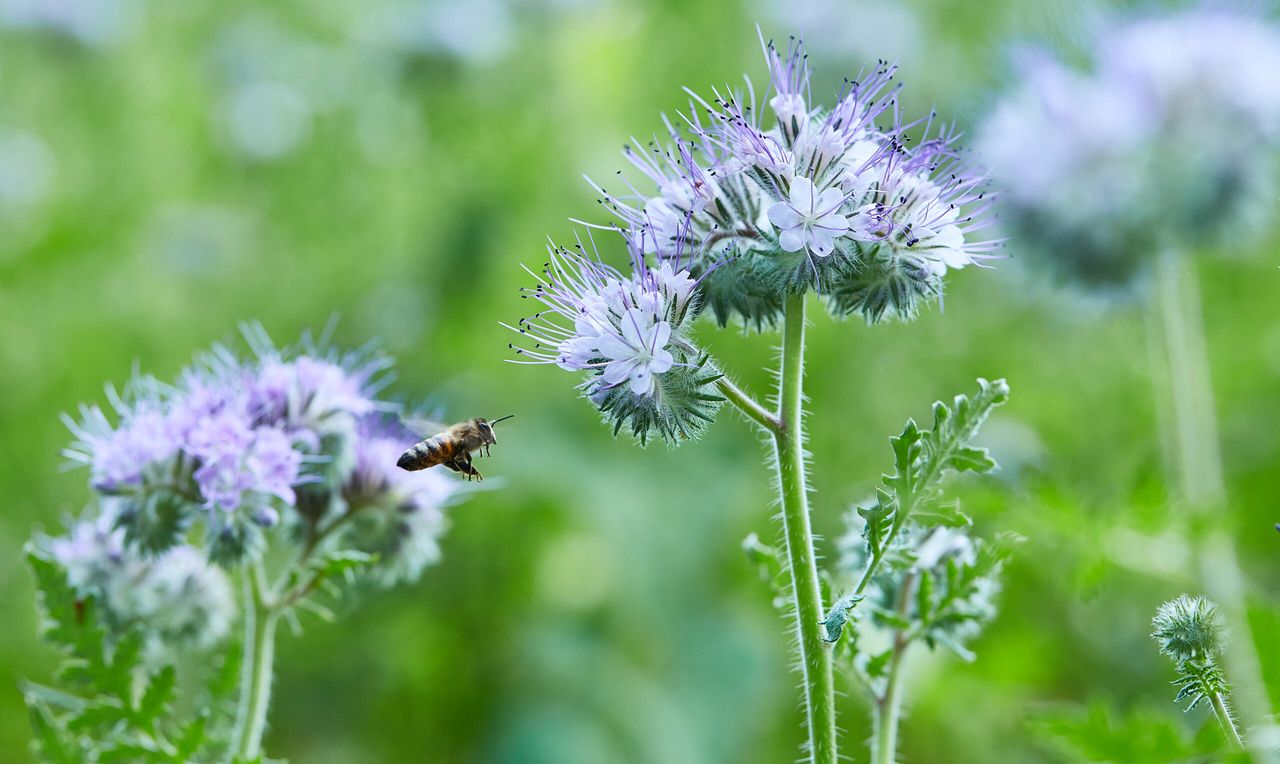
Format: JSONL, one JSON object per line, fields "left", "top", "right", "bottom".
{"left": 28, "top": 701, "right": 81, "bottom": 764}
{"left": 137, "top": 665, "right": 176, "bottom": 724}
{"left": 947, "top": 446, "right": 997, "bottom": 473}
{"left": 1029, "top": 698, "right": 1231, "bottom": 763}
{"left": 913, "top": 499, "right": 972, "bottom": 528}
{"left": 863, "top": 649, "right": 893, "bottom": 680}
{"left": 915, "top": 569, "right": 935, "bottom": 624}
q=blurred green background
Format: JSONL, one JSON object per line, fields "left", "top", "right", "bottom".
{"left": 2, "top": 0, "right": 1279, "bottom": 761}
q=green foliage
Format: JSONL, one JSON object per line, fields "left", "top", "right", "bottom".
{"left": 1030, "top": 698, "right": 1244, "bottom": 763}
{"left": 844, "top": 378, "right": 1010, "bottom": 585}
{"left": 829, "top": 380, "right": 1013, "bottom": 697}
{"left": 24, "top": 550, "right": 239, "bottom": 764}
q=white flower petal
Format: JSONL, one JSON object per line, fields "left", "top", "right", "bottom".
{"left": 778, "top": 228, "right": 806, "bottom": 252}
{"left": 815, "top": 187, "right": 846, "bottom": 214}
{"left": 619, "top": 308, "right": 652, "bottom": 348}
{"left": 601, "top": 359, "right": 635, "bottom": 385}
{"left": 814, "top": 213, "right": 850, "bottom": 234}
{"left": 649, "top": 348, "right": 674, "bottom": 374}
{"left": 628, "top": 369, "right": 653, "bottom": 395}
{"left": 809, "top": 229, "right": 837, "bottom": 257}
{"left": 595, "top": 333, "right": 635, "bottom": 360}
{"left": 768, "top": 202, "right": 804, "bottom": 230}
{"left": 648, "top": 320, "right": 672, "bottom": 352}
{"left": 789, "top": 177, "right": 816, "bottom": 211}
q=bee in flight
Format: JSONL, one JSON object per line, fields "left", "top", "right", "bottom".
{"left": 396, "top": 415, "right": 514, "bottom": 481}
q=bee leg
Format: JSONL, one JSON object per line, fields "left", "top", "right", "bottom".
{"left": 452, "top": 453, "right": 482, "bottom": 482}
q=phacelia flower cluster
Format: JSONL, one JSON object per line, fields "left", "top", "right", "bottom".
{"left": 510, "top": 230, "right": 723, "bottom": 444}
{"left": 47, "top": 516, "right": 235, "bottom": 664}
{"left": 979, "top": 8, "right": 1280, "bottom": 288}
{"left": 61, "top": 325, "right": 462, "bottom": 578}
{"left": 513, "top": 31, "right": 996, "bottom": 443}
{"left": 592, "top": 32, "right": 998, "bottom": 326}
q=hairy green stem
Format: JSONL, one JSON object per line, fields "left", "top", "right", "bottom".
{"left": 1155, "top": 249, "right": 1268, "bottom": 752}
{"left": 717, "top": 377, "right": 782, "bottom": 434}
{"left": 1211, "top": 690, "right": 1245, "bottom": 750}
{"left": 231, "top": 564, "right": 280, "bottom": 762}
{"left": 772, "top": 292, "right": 837, "bottom": 764}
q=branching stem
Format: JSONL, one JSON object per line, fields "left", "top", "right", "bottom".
{"left": 717, "top": 377, "right": 783, "bottom": 435}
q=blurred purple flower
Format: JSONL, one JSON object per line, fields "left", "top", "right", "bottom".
{"left": 979, "top": 7, "right": 1280, "bottom": 285}
{"left": 186, "top": 413, "right": 301, "bottom": 512}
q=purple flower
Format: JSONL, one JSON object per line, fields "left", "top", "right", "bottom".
{"left": 62, "top": 404, "right": 182, "bottom": 492}
{"left": 186, "top": 412, "right": 301, "bottom": 511}
{"left": 767, "top": 177, "right": 849, "bottom": 257}
{"left": 978, "top": 9, "right": 1280, "bottom": 286}
{"left": 509, "top": 231, "right": 698, "bottom": 397}
{"left": 341, "top": 420, "right": 457, "bottom": 584}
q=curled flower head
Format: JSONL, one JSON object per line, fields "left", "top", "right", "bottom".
{"left": 511, "top": 229, "right": 723, "bottom": 444}
{"left": 1152, "top": 594, "right": 1225, "bottom": 662}
{"left": 588, "top": 28, "right": 995, "bottom": 327}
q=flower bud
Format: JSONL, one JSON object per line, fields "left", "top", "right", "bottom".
{"left": 1152, "top": 594, "right": 1225, "bottom": 661}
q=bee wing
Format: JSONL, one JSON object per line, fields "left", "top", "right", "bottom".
{"left": 400, "top": 415, "right": 450, "bottom": 440}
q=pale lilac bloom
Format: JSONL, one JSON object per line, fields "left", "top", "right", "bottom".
{"left": 848, "top": 125, "right": 1001, "bottom": 273}
{"left": 186, "top": 412, "right": 301, "bottom": 511}
{"left": 596, "top": 307, "right": 674, "bottom": 395}
{"left": 62, "top": 397, "right": 184, "bottom": 492}
{"left": 509, "top": 231, "right": 699, "bottom": 397}
{"left": 768, "top": 177, "right": 848, "bottom": 257}
{"left": 342, "top": 421, "right": 456, "bottom": 584}
{"left": 48, "top": 517, "right": 234, "bottom": 658}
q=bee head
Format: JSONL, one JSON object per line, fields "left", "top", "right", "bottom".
{"left": 479, "top": 414, "right": 514, "bottom": 445}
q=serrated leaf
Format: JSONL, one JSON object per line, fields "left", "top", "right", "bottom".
{"left": 28, "top": 701, "right": 81, "bottom": 764}
{"left": 913, "top": 499, "right": 971, "bottom": 528}
{"left": 67, "top": 697, "right": 127, "bottom": 732}
{"left": 864, "top": 649, "right": 893, "bottom": 680}
{"left": 309, "top": 549, "right": 376, "bottom": 577}
{"left": 137, "top": 665, "right": 176, "bottom": 724}
{"left": 947, "top": 446, "right": 996, "bottom": 473}
{"left": 915, "top": 569, "right": 935, "bottom": 623}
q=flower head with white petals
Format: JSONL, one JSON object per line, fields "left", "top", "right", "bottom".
{"left": 768, "top": 177, "right": 849, "bottom": 257}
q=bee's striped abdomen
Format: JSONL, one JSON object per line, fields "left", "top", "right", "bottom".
{"left": 396, "top": 435, "right": 457, "bottom": 471}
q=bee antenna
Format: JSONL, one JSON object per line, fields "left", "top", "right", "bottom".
{"left": 489, "top": 415, "right": 515, "bottom": 425}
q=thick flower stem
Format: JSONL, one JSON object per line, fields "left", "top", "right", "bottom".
{"left": 232, "top": 564, "right": 280, "bottom": 762}
{"left": 772, "top": 292, "right": 837, "bottom": 764}
{"left": 1154, "top": 249, "right": 1268, "bottom": 751}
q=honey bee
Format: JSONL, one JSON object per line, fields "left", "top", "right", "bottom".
{"left": 396, "top": 415, "right": 513, "bottom": 481}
